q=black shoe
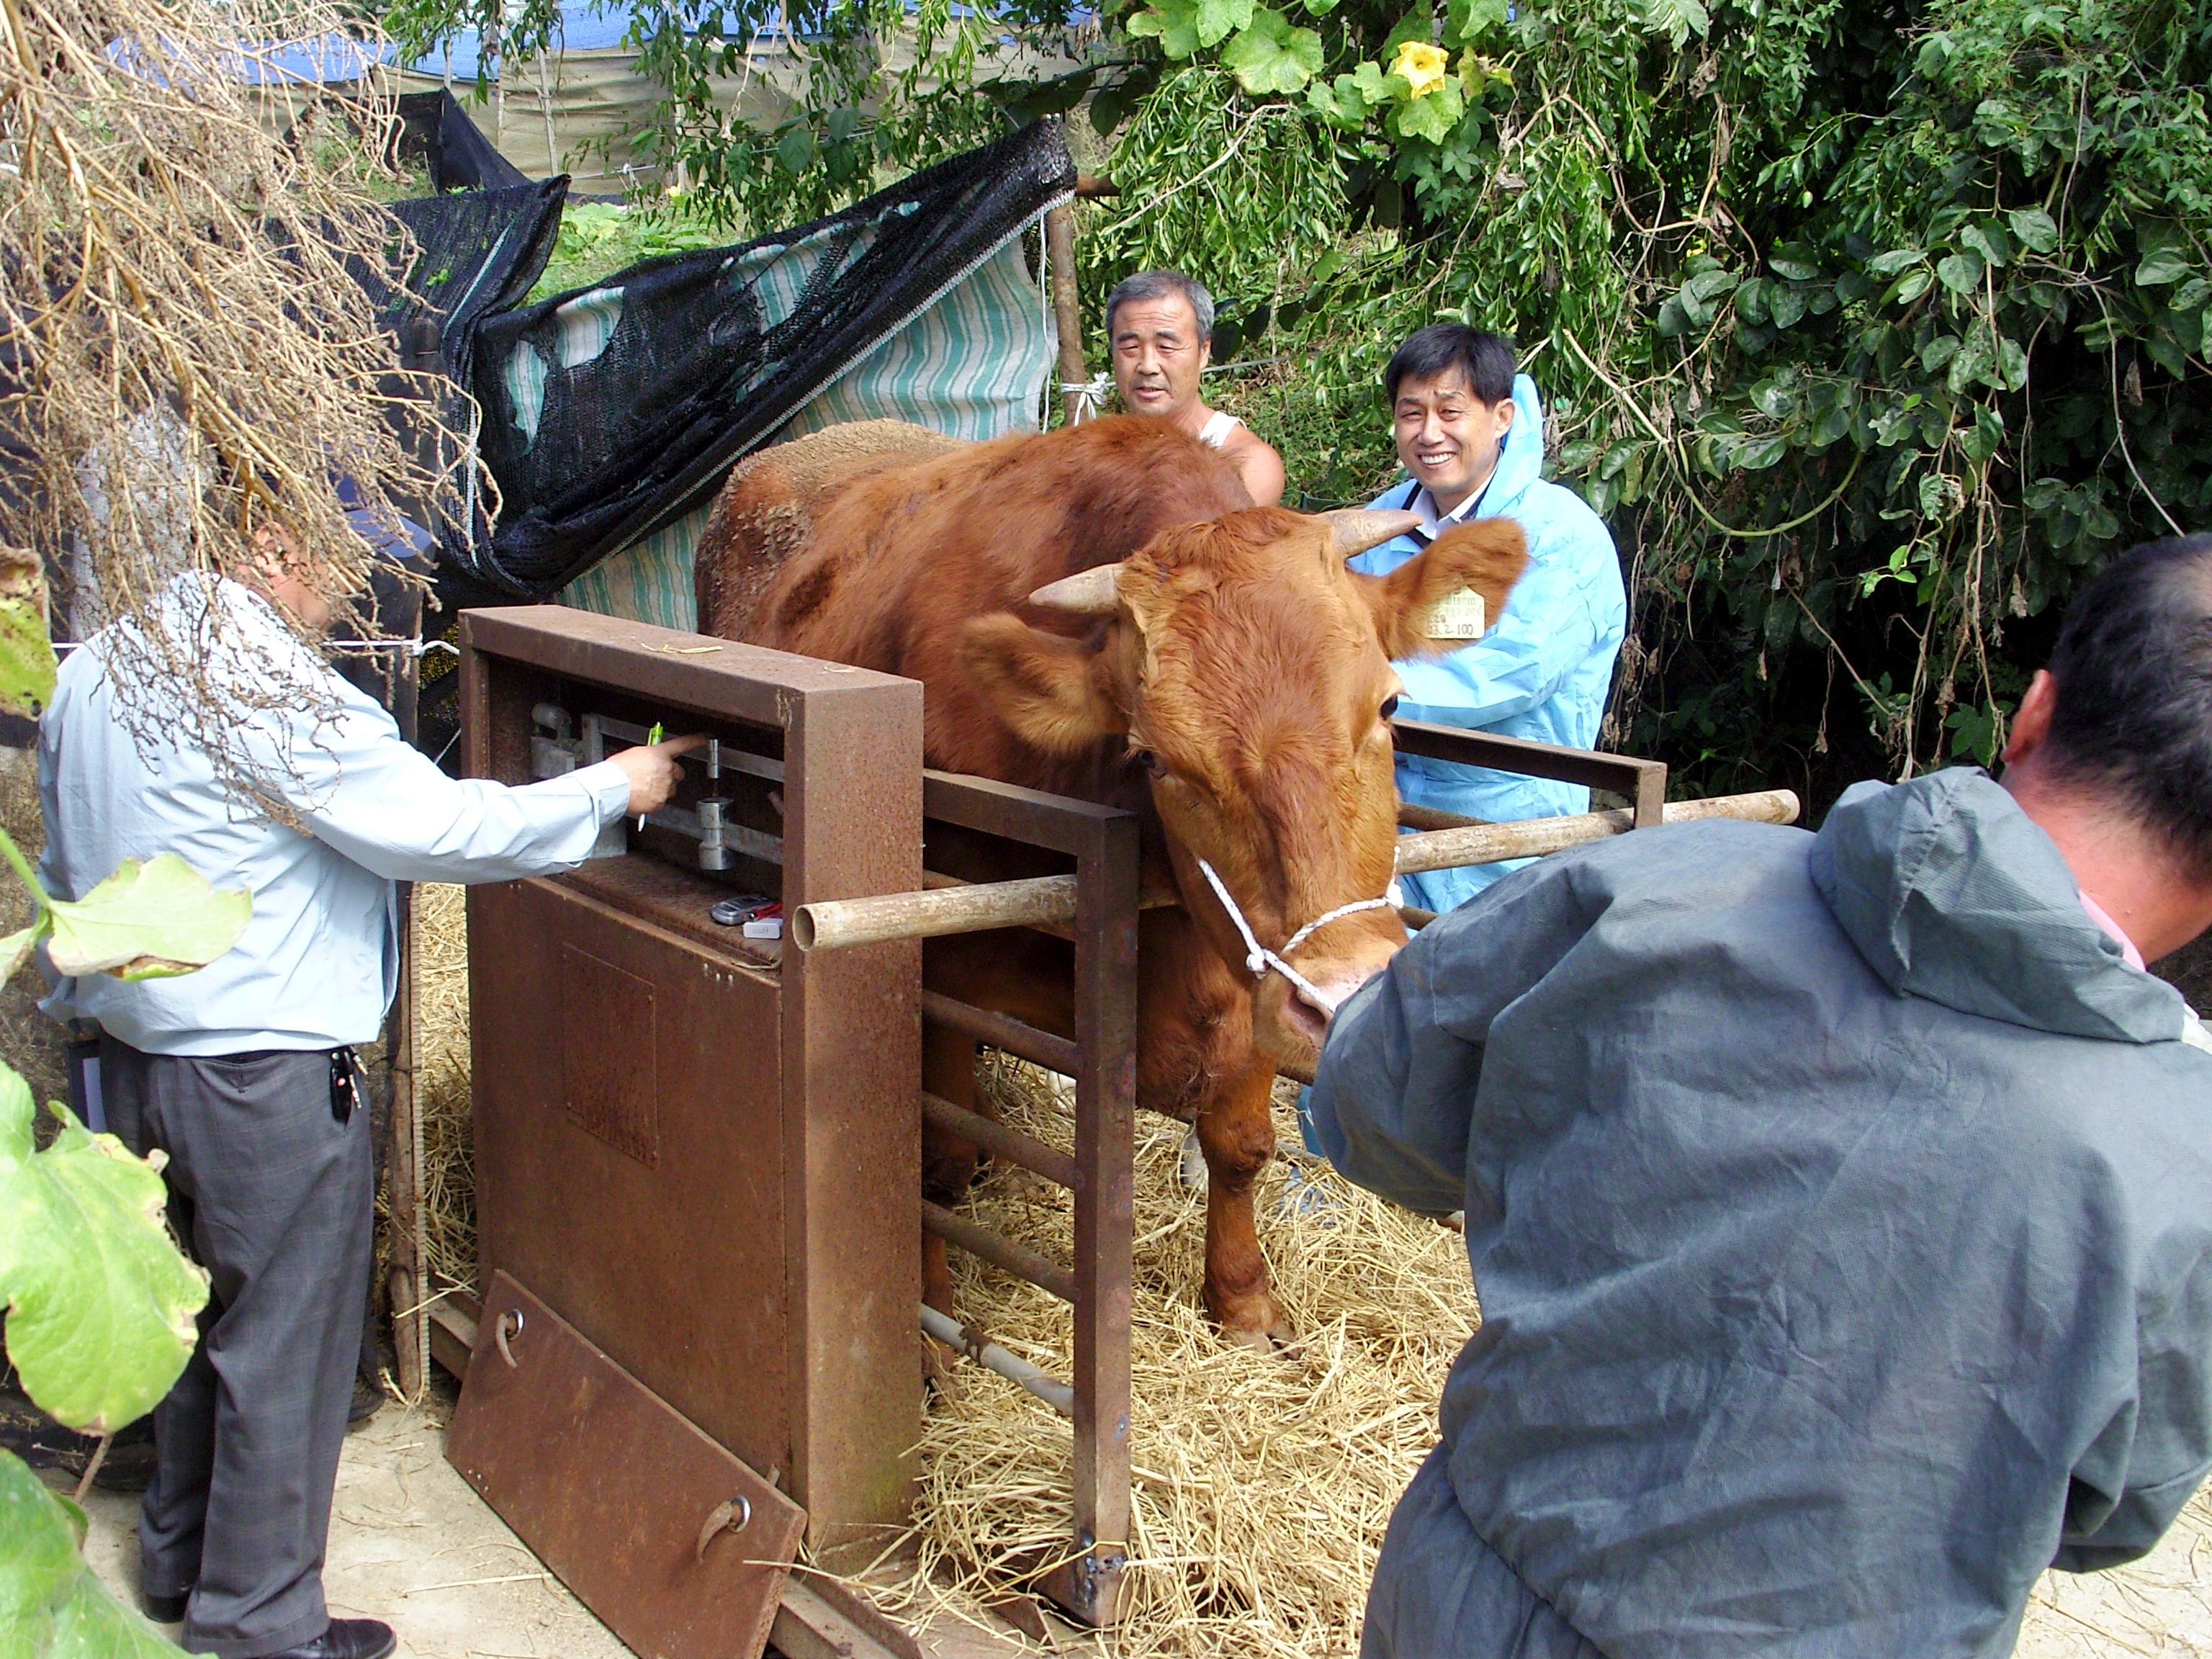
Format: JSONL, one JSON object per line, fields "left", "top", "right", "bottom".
{"left": 346, "top": 1378, "right": 384, "bottom": 1429}
{"left": 142, "top": 1589, "right": 189, "bottom": 1624}
{"left": 253, "top": 1619, "right": 397, "bottom": 1659}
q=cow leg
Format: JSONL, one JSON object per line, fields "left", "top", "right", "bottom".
{"left": 1196, "top": 1061, "right": 1290, "bottom": 1350}
{"left": 920, "top": 1021, "right": 986, "bottom": 1321}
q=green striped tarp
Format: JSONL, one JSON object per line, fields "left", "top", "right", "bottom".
{"left": 560, "top": 234, "right": 1051, "bottom": 631}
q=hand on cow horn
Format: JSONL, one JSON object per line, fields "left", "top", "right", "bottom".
{"left": 611, "top": 732, "right": 706, "bottom": 817}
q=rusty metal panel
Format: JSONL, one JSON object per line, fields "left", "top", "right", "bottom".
{"left": 464, "top": 605, "right": 925, "bottom": 1562}
{"left": 561, "top": 945, "right": 660, "bottom": 1166}
{"left": 472, "top": 876, "right": 793, "bottom": 1484}
{"left": 449, "top": 1272, "right": 805, "bottom": 1659}
{"left": 781, "top": 673, "right": 926, "bottom": 1565}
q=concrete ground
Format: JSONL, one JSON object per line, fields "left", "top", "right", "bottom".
{"left": 66, "top": 1399, "right": 2212, "bottom": 1657}
{"left": 2019, "top": 1484, "right": 2212, "bottom": 1658}
{"left": 73, "top": 1400, "right": 1046, "bottom": 1659}
{"left": 79, "top": 1406, "right": 634, "bottom": 1659}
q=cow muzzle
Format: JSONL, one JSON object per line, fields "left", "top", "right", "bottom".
{"left": 1195, "top": 858, "right": 1400, "bottom": 1068}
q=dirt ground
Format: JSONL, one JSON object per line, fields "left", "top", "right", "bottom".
{"left": 71, "top": 1399, "right": 1043, "bottom": 1659}
{"left": 77, "top": 1406, "right": 636, "bottom": 1659}
{"left": 58, "top": 1395, "right": 2212, "bottom": 1658}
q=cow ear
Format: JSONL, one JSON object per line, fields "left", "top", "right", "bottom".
{"left": 1363, "top": 518, "right": 1530, "bottom": 660}
{"left": 956, "top": 615, "right": 1128, "bottom": 753}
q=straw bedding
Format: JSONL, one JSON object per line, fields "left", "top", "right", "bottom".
{"left": 886, "top": 1053, "right": 1475, "bottom": 1655}
{"left": 408, "top": 891, "right": 1478, "bottom": 1655}
{"left": 412, "top": 883, "right": 480, "bottom": 1293}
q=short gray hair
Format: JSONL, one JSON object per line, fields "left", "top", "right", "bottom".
{"left": 1105, "top": 269, "right": 1215, "bottom": 343}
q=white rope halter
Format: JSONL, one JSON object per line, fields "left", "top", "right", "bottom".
{"left": 1194, "top": 858, "right": 1395, "bottom": 1015}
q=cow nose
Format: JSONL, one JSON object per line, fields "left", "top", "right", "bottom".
{"left": 1264, "top": 964, "right": 1382, "bottom": 1069}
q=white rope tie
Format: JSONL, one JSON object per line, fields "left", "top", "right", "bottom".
{"left": 1194, "top": 857, "right": 1394, "bottom": 1014}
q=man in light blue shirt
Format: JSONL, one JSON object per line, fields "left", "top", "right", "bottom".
{"left": 40, "top": 540, "right": 695, "bottom": 1659}
{"left": 1352, "top": 325, "right": 1627, "bottom": 912}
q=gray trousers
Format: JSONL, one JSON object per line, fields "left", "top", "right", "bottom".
{"left": 1363, "top": 1447, "right": 1606, "bottom": 1659}
{"left": 103, "top": 1038, "right": 372, "bottom": 1659}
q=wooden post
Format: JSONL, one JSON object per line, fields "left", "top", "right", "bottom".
{"left": 1046, "top": 204, "right": 1089, "bottom": 426}
{"left": 387, "top": 880, "right": 424, "bottom": 1398}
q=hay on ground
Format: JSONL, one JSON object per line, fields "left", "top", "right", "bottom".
{"left": 879, "top": 1052, "right": 1476, "bottom": 1657}
{"left": 412, "top": 882, "right": 477, "bottom": 1295}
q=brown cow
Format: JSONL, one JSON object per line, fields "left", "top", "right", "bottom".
{"left": 697, "top": 415, "right": 1525, "bottom": 1346}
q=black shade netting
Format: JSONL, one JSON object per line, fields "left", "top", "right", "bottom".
{"left": 395, "top": 89, "right": 532, "bottom": 193}
{"left": 455, "top": 117, "right": 1074, "bottom": 599}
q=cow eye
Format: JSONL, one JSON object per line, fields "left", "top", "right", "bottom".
{"left": 1380, "top": 695, "right": 1401, "bottom": 722}
{"left": 1133, "top": 748, "right": 1163, "bottom": 778}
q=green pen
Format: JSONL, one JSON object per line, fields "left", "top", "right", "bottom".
{"left": 638, "top": 722, "right": 663, "bottom": 830}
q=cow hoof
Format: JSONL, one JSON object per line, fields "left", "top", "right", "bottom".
{"left": 1221, "top": 1316, "right": 1298, "bottom": 1357}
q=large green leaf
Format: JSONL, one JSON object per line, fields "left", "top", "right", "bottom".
{"left": 1629, "top": 0, "right": 1708, "bottom": 46}
{"left": 1192, "top": 0, "right": 1256, "bottom": 48}
{"left": 0, "top": 1452, "right": 177, "bottom": 1658}
{"left": 0, "top": 925, "right": 37, "bottom": 988}
{"left": 43, "top": 857, "right": 250, "bottom": 982}
{"left": 2008, "top": 207, "right": 2059, "bottom": 253}
{"left": 0, "top": 1068, "right": 207, "bottom": 1434}
{"left": 1936, "top": 251, "right": 1984, "bottom": 295}
{"left": 0, "top": 601, "right": 55, "bottom": 724}
{"left": 1222, "top": 9, "right": 1323, "bottom": 92}
{"left": 2135, "top": 245, "right": 2193, "bottom": 287}
{"left": 0, "top": 550, "right": 54, "bottom": 721}
{"left": 1390, "top": 73, "right": 1464, "bottom": 141}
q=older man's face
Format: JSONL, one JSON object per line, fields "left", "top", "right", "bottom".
{"left": 1112, "top": 292, "right": 1210, "bottom": 423}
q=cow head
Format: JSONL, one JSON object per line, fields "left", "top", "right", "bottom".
{"left": 955, "top": 505, "right": 1528, "bottom": 1069}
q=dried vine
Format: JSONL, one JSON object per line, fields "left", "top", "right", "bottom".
{"left": 0, "top": 0, "right": 467, "bottom": 806}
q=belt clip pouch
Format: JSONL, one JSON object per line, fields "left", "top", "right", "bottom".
{"left": 330, "top": 1047, "right": 361, "bottom": 1125}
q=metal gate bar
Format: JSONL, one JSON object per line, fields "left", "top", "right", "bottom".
{"left": 920, "top": 989, "right": 1081, "bottom": 1075}
{"left": 914, "top": 770, "right": 1140, "bottom": 1629}
{"left": 923, "top": 1092, "right": 1078, "bottom": 1187}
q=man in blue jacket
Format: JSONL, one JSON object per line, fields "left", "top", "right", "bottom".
{"left": 1310, "top": 532, "right": 2212, "bottom": 1656}
{"left": 1354, "top": 325, "right": 1627, "bottom": 911}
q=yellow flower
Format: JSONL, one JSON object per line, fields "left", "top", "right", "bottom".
{"left": 1392, "top": 40, "right": 1449, "bottom": 98}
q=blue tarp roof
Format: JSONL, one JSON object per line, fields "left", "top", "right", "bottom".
{"left": 107, "top": 32, "right": 393, "bottom": 86}
{"left": 405, "top": 1, "right": 635, "bottom": 76}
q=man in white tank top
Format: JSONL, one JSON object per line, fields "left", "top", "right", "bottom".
{"left": 1106, "top": 269, "right": 1286, "bottom": 506}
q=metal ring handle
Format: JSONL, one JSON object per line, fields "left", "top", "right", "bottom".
{"left": 495, "top": 1308, "right": 524, "bottom": 1370}
{"left": 693, "top": 1493, "right": 752, "bottom": 1563}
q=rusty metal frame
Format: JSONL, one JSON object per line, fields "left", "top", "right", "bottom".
{"left": 457, "top": 606, "right": 925, "bottom": 1568}
{"left": 915, "top": 769, "right": 1140, "bottom": 1629}
{"left": 1390, "top": 718, "right": 1667, "bottom": 827}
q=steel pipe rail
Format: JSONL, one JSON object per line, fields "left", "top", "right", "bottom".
{"left": 922, "top": 990, "right": 1081, "bottom": 1078}
{"left": 923, "top": 1200, "right": 1079, "bottom": 1304}
{"left": 920, "top": 1304, "right": 1076, "bottom": 1417}
{"left": 796, "top": 874, "right": 1076, "bottom": 951}
{"left": 1393, "top": 789, "right": 1799, "bottom": 876}
{"left": 923, "top": 1091, "right": 1079, "bottom": 1190}
{"left": 802, "top": 790, "right": 1797, "bottom": 953}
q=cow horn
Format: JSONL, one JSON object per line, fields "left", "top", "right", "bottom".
{"left": 1324, "top": 508, "right": 1424, "bottom": 558}
{"left": 1027, "top": 563, "right": 1124, "bottom": 613}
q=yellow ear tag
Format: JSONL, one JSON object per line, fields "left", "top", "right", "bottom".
{"left": 1427, "top": 587, "right": 1486, "bottom": 642}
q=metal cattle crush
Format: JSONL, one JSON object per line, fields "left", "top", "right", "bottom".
{"left": 448, "top": 605, "right": 1797, "bottom": 1650}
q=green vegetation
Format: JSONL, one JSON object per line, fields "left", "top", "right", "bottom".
{"left": 523, "top": 199, "right": 732, "bottom": 303}
{"left": 392, "top": 0, "right": 2211, "bottom": 806}
{"left": 0, "top": 608, "right": 246, "bottom": 1658}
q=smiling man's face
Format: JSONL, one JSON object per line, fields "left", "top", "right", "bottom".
{"left": 1392, "top": 367, "right": 1516, "bottom": 514}
{"left": 1111, "top": 292, "right": 1210, "bottom": 428}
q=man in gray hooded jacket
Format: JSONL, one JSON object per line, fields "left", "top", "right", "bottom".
{"left": 1309, "top": 531, "right": 2212, "bottom": 1657}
